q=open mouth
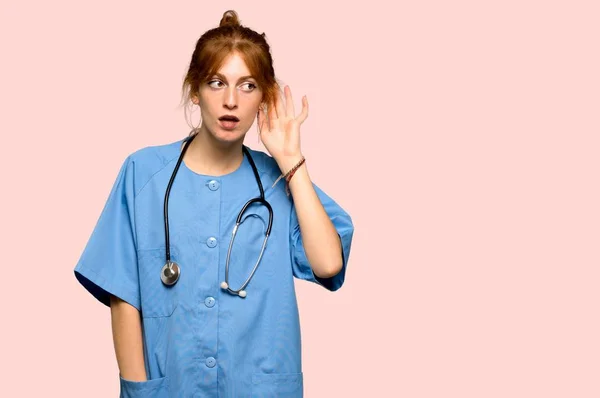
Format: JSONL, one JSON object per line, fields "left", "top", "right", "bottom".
{"left": 218, "top": 115, "right": 240, "bottom": 130}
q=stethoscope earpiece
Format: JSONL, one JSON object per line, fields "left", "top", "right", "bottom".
{"left": 220, "top": 281, "right": 248, "bottom": 298}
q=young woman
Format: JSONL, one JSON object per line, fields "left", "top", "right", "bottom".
{"left": 74, "top": 10, "right": 354, "bottom": 398}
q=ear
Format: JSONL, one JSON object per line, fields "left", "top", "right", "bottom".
{"left": 191, "top": 94, "right": 199, "bottom": 105}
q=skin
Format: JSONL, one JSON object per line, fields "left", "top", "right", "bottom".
{"left": 110, "top": 296, "right": 146, "bottom": 381}
{"left": 114, "top": 50, "right": 343, "bottom": 383}
{"left": 184, "top": 51, "right": 264, "bottom": 176}
{"left": 184, "top": 50, "right": 342, "bottom": 279}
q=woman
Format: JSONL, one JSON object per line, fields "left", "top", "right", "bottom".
{"left": 74, "top": 10, "right": 354, "bottom": 398}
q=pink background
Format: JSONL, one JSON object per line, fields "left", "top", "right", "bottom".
{"left": 2, "top": 1, "right": 599, "bottom": 396}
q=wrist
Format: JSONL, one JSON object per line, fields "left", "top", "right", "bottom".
{"left": 276, "top": 153, "right": 304, "bottom": 175}
{"left": 287, "top": 163, "right": 308, "bottom": 187}
{"left": 271, "top": 154, "right": 306, "bottom": 196}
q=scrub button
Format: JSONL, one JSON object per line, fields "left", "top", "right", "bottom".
{"left": 206, "top": 357, "right": 216, "bottom": 368}
{"left": 206, "top": 237, "right": 217, "bottom": 248}
{"left": 205, "top": 297, "right": 216, "bottom": 308}
{"left": 207, "top": 180, "right": 220, "bottom": 191}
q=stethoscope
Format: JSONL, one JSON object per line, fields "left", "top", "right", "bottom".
{"left": 161, "top": 133, "right": 273, "bottom": 298}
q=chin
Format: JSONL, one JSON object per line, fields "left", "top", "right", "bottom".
{"left": 211, "top": 124, "right": 246, "bottom": 143}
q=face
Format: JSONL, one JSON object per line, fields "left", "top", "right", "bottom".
{"left": 192, "top": 51, "right": 263, "bottom": 144}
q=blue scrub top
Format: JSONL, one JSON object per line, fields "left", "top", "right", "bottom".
{"left": 74, "top": 136, "right": 354, "bottom": 398}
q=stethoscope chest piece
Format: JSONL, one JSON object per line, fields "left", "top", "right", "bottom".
{"left": 161, "top": 261, "right": 180, "bottom": 286}
{"left": 160, "top": 134, "right": 271, "bottom": 297}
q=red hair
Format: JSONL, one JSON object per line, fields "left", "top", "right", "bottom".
{"left": 180, "top": 10, "right": 282, "bottom": 133}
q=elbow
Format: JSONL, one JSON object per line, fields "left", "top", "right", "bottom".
{"left": 308, "top": 234, "right": 346, "bottom": 279}
{"left": 318, "top": 243, "right": 345, "bottom": 278}
{"left": 315, "top": 260, "right": 343, "bottom": 279}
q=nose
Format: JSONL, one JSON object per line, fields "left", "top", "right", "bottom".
{"left": 223, "top": 86, "right": 238, "bottom": 110}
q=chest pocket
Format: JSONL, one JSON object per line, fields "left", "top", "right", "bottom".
{"left": 138, "top": 248, "right": 179, "bottom": 318}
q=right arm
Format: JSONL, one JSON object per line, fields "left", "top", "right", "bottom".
{"left": 110, "top": 295, "right": 147, "bottom": 381}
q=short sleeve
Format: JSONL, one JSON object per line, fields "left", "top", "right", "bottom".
{"left": 74, "top": 156, "right": 141, "bottom": 311}
{"left": 289, "top": 183, "right": 354, "bottom": 291}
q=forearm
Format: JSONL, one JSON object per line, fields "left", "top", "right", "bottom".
{"left": 110, "top": 295, "right": 147, "bottom": 381}
{"left": 278, "top": 157, "right": 343, "bottom": 278}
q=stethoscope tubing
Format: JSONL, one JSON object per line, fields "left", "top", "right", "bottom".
{"left": 161, "top": 132, "right": 273, "bottom": 297}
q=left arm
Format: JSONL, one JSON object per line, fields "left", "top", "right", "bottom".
{"left": 276, "top": 156, "right": 343, "bottom": 278}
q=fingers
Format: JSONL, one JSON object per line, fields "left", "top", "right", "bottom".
{"left": 284, "top": 86, "right": 295, "bottom": 118}
{"left": 267, "top": 98, "right": 277, "bottom": 131}
{"left": 275, "top": 89, "right": 285, "bottom": 119}
{"left": 258, "top": 107, "right": 268, "bottom": 135}
{"left": 297, "top": 95, "right": 309, "bottom": 124}
{"left": 264, "top": 87, "right": 308, "bottom": 131}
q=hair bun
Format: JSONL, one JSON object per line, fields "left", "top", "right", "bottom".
{"left": 219, "top": 10, "right": 241, "bottom": 27}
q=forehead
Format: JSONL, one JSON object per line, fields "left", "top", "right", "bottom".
{"left": 216, "top": 52, "right": 252, "bottom": 78}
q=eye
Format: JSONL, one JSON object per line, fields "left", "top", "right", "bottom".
{"left": 207, "top": 80, "right": 257, "bottom": 91}
{"left": 208, "top": 80, "right": 224, "bottom": 89}
{"left": 241, "top": 82, "right": 257, "bottom": 92}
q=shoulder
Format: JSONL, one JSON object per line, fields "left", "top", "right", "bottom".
{"left": 121, "top": 137, "right": 184, "bottom": 197}
{"left": 244, "top": 146, "right": 282, "bottom": 183}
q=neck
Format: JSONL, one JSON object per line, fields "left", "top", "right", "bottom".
{"left": 182, "top": 127, "right": 244, "bottom": 176}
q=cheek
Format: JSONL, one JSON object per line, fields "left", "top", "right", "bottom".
{"left": 240, "top": 100, "right": 261, "bottom": 120}
{"left": 198, "top": 96, "right": 220, "bottom": 118}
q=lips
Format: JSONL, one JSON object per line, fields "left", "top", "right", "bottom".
{"left": 219, "top": 115, "right": 240, "bottom": 122}
{"left": 218, "top": 116, "right": 240, "bottom": 130}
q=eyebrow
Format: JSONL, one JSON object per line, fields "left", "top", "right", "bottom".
{"left": 212, "top": 72, "right": 256, "bottom": 82}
